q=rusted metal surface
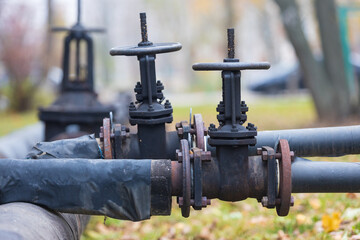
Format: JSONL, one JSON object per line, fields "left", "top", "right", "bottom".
{"left": 102, "top": 118, "right": 113, "bottom": 159}
{"left": 177, "top": 139, "right": 191, "bottom": 218}
{"left": 276, "top": 139, "right": 293, "bottom": 216}
{"left": 260, "top": 146, "right": 277, "bottom": 208}
{"left": 193, "top": 114, "right": 206, "bottom": 150}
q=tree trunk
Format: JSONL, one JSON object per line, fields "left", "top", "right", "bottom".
{"left": 273, "top": 0, "right": 343, "bottom": 121}
{"left": 314, "top": 0, "right": 351, "bottom": 118}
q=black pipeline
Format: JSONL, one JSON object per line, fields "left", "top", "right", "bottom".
{"left": 292, "top": 157, "right": 360, "bottom": 193}
{"left": 249, "top": 125, "right": 360, "bottom": 157}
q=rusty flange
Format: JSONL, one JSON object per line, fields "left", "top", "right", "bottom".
{"left": 193, "top": 114, "right": 207, "bottom": 150}
{"left": 177, "top": 139, "right": 191, "bottom": 218}
{"left": 257, "top": 139, "right": 294, "bottom": 216}
{"left": 102, "top": 118, "right": 113, "bottom": 159}
{"left": 276, "top": 139, "right": 293, "bottom": 216}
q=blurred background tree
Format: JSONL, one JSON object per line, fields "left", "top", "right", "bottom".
{"left": 0, "top": 4, "right": 46, "bottom": 112}
{"left": 274, "top": 0, "right": 356, "bottom": 121}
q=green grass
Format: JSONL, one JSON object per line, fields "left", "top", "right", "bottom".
{"left": 0, "top": 111, "right": 38, "bottom": 136}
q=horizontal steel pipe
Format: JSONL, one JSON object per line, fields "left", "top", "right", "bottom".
{"left": 120, "top": 131, "right": 180, "bottom": 160}
{"left": 292, "top": 157, "right": 360, "bottom": 193}
{"left": 0, "top": 203, "right": 88, "bottom": 240}
{"left": 202, "top": 155, "right": 267, "bottom": 201}
{"left": 0, "top": 158, "right": 172, "bottom": 221}
{"left": 249, "top": 125, "right": 360, "bottom": 157}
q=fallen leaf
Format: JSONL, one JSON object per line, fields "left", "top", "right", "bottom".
{"left": 95, "top": 223, "right": 111, "bottom": 234}
{"left": 250, "top": 216, "right": 268, "bottom": 225}
{"left": 322, "top": 212, "right": 342, "bottom": 232}
{"left": 277, "top": 230, "right": 290, "bottom": 240}
{"left": 309, "top": 198, "right": 321, "bottom": 210}
{"left": 347, "top": 193, "right": 357, "bottom": 199}
{"left": 296, "top": 214, "right": 311, "bottom": 225}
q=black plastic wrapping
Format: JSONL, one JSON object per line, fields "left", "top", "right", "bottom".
{"left": 0, "top": 158, "right": 152, "bottom": 221}
{"left": 0, "top": 135, "right": 101, "bottom": 240}
{"left": 249, "top": 125, "right": 360, "bottom": 157}
{"left": 27, "top": 134, "right": 100, "bottom": 159}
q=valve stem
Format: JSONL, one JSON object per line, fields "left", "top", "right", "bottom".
{"left": 140, "top": 12, "right": 149, "bottom": 43}
{"left": 227, "top": 28, "right": 235, "bottom": 59}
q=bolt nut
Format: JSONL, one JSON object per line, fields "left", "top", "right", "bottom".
{"left": 200, "top": 151, "right": 211, "bottom": 161}
{"left": 261, "top": 196, "right": 268, "bottom": 207}
{"left": 256, "top": 148, "right": 262, "bottom": 155}
{"left": 177, "top": 128, "right": 184, "bottom": 135}
{"left": 262, "top": 151, "right": 268, "bottom": 161}
{"left": 178, "top": 197, "right": 184, "bottom": 206}
{"left": 290, "top": 151, "right": 295, "bottom": 161}
{"left": 176, "top": 150, "right": 183, "bottom": 162}
{"left": 202, "top": 197, "right": 211, "bottom": 207}
{"left": 164, "top": 100, "right": 172, "bottom": 109}
{"left": 129, "top": 102, "right": 136, "bottom": 111}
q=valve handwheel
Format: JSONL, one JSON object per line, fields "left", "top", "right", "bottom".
{"left": 110, "top": 13, "right": 181, "bottom": 56}
{"left": 276, "top": 139, "right": 293, "bottom": 216}
{"left": 192, "top": 29, "right": 270, "bottom": 72}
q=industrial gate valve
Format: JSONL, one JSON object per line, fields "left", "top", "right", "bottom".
{"left": 108, "top": 13, "right": 182, "bottom": 159}
{"left": 191, "top": 29, "right": 271, "bottom": 202}
{"left": 52, "top": 0, "right": 104, "bottom": 92}
{"left": 193, "top": 28, "right": 270, "bottom": 147}
{"left": 110, "top": 13, "right": 181, "bottom": 126}
{"left": 39, "top": 0, "right": 115, "bottom": 141}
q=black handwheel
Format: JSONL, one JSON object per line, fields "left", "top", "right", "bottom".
{"left": 192, "top": 62, "right": 270, "bottom": 71}
{"left": 192, "top": 28, "right": 270, "bottom": 72}
{"left": 110, "top": 42, "right": 182, "bottom": 56}
{"left": 109, "top": 13, "right": 181, "bottom": 56}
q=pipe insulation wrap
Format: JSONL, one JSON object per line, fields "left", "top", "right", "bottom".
{"left": 250, "top": 125, "right": 360, "bottom": 157}
{"left": 0, "top": 158, "right": 152, "bottom": 221}
{"left": 292, "top": 157, "right": 360, "bottom": 193}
